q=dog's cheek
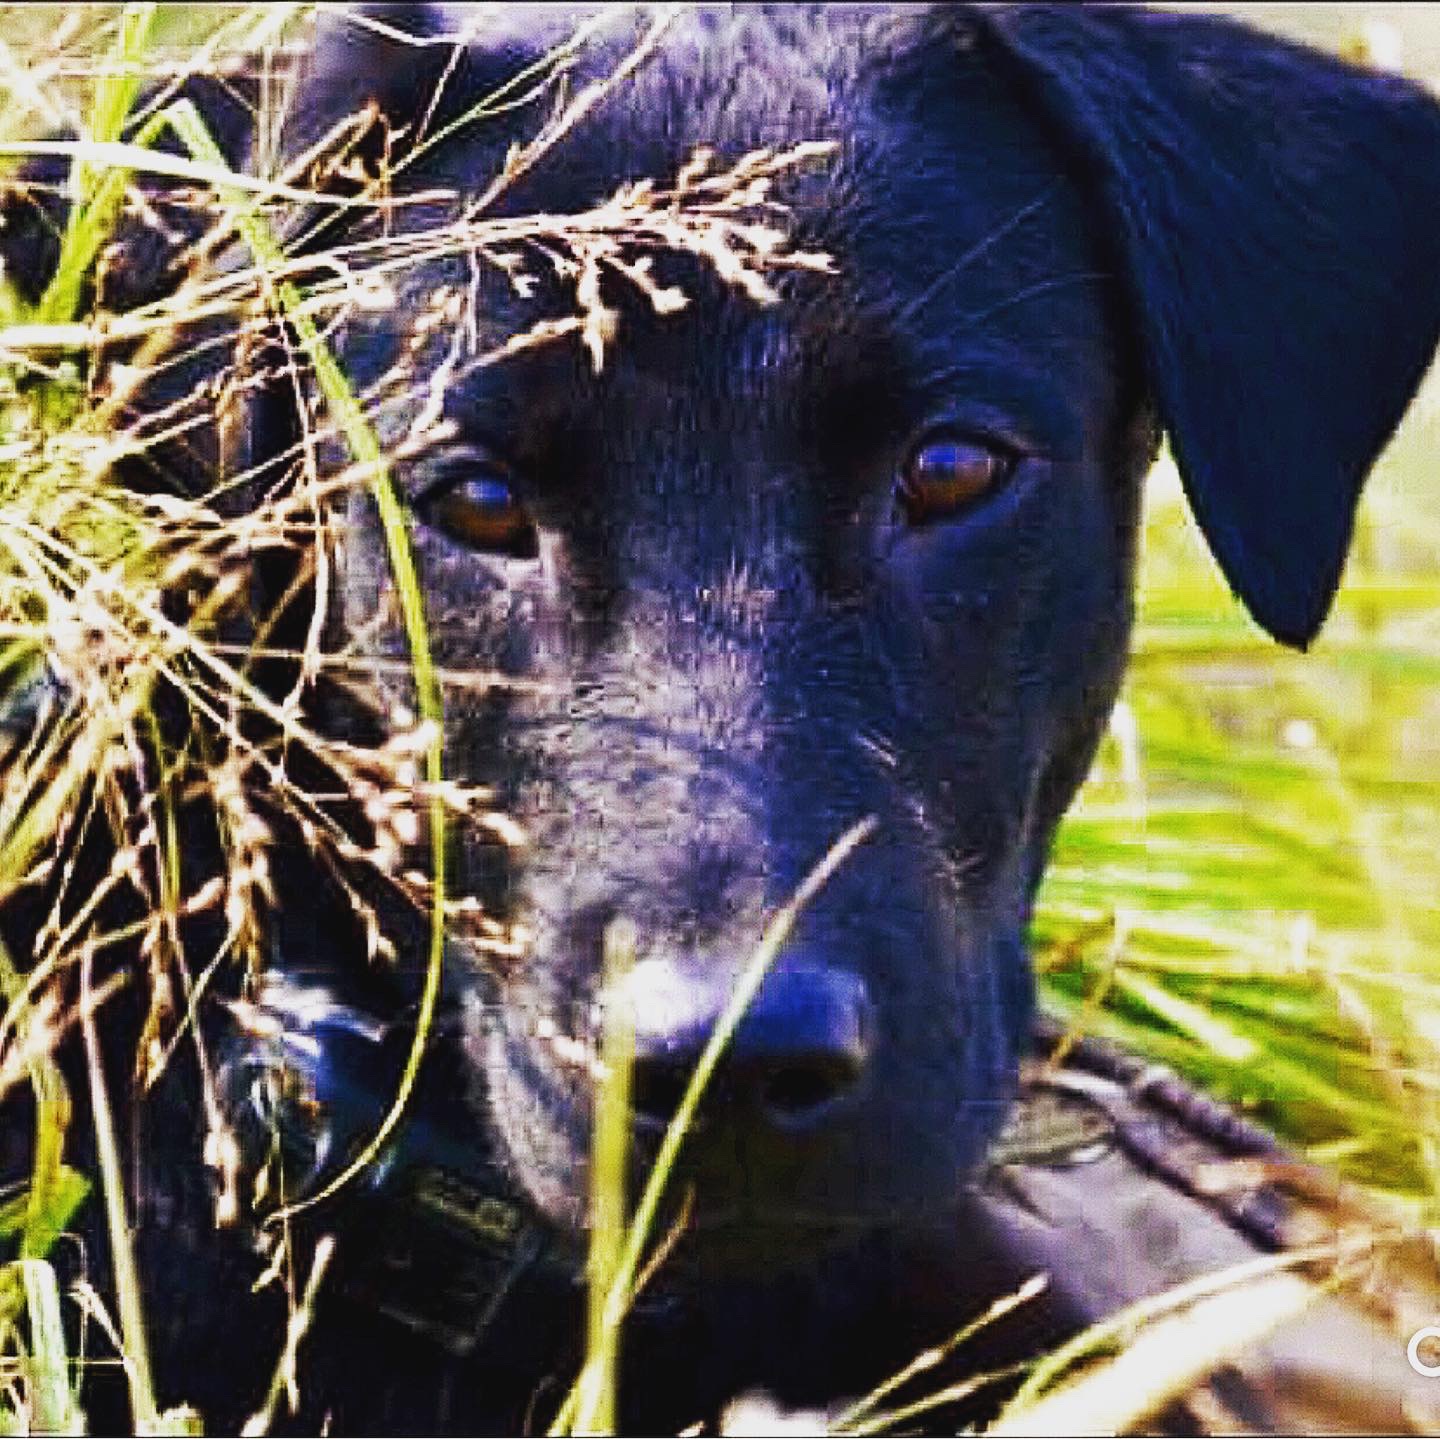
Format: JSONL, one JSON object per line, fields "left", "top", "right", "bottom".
{"left": 337, "top": 487, "right": 542, "bottom": 700}
{"left": 1006, "top": 459, "right": 1140, "bottom": 884}
{"left": 881, "top": 458, "right": 1134, "bottom": 873}
{"left": 882, "top": 469, "right": 1057, "bottom": 754}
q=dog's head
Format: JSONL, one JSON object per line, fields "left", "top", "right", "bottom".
{"left": 270, "top": 5, "right": 1440, "bottom": 1262}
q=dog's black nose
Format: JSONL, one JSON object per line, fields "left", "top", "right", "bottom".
{"left": 626, "top": 958, "right": 872, "bottom": 1133}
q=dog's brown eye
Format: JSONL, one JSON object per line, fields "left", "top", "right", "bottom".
{"left": 417, "top": 467, "right": 539, "bottom": 559}
{"left": 895, "top": 436, "right": 1015, "bottom": 524}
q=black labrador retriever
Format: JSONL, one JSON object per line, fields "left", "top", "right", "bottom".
{"left": 6, "top": 4, "right": 1440, "bottom": 1433}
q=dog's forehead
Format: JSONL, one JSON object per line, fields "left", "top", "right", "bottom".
{"left": 350, "top": 4, "right": 1122, "bottom": 477}
{"left": 445, "top": 3, "right": 890, "bottom": 104}
{"left": 440, "top": 9, "right": 1105, "bottom": 349}
{"left": 440, "top": 6, "right": 1009, "bottom": 193}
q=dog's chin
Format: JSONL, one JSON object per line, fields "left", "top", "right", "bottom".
{"left": 500, "top": 1122, "right": 972, "bottom": 1285}
{"left": 647, "top": 1210, "right": 880, "bottom": 1283}
{"left": 484, "top": 1086, "right": 965, "bottom": 1270}
{"left": 529, "top": 1176, "right": 940, "bottom": 1286}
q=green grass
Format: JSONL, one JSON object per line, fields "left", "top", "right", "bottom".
{"left": 0, "top": 4, "right": 1436, "bottom": 1434}
{"left": 1037, "top": 453, "right": 1440, "bottom": 1211}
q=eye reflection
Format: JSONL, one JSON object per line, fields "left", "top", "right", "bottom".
{"left": 416, "top": 460, "right": 540, "bottom": 560}
{"left": 895, "top": 435, "right": 1015, "bottom": 524}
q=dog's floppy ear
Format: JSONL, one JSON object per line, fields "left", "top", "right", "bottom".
{"left": 979, "top": 6, "right": 1440, "bottom": 647}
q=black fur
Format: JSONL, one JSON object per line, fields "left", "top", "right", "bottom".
{"left": 5, "top": 6, "right": 1440, "bottom": 1432}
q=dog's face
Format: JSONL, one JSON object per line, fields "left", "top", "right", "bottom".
{"left": 291, "top": 5, "right": 1440, "bottom": 1262}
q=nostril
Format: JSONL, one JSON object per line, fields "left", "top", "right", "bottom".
{"left": 630, "top": 1049, "right": 862, "bottom": 1132}
{"left": 630, "top": 1058, "right": 702, "bottom": 1130}
{"left": 759, "top": 1052, "right": 862, "bottom": 1122}
{"left": 621, "top": 957, "right": 873, "bottom": 1134}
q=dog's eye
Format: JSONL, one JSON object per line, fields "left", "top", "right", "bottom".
{"left": 415, "top": 461, "right": 539, "bottom": 560}
{"left": 895, "top": 436, "right": 1015, "bottom": 525}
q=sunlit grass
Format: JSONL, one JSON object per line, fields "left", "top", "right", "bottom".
{"left": 1037, "top": 453, "right": 1440, "bottom": 1210}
